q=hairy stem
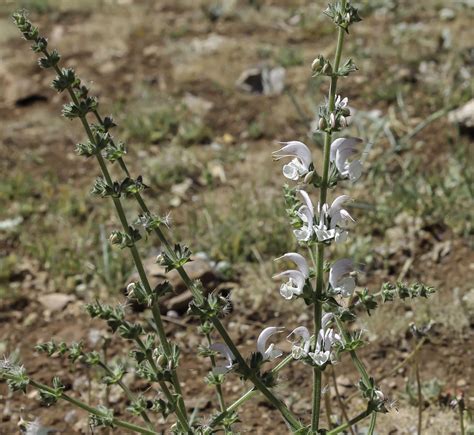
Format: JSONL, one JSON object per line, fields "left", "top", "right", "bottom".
{"left": 98, "top": 361, "right": 153, "bottom": 429}
{"left": 212, "top": 319, "right": 301, "bottom": 431}
{"left": 42, "top": 60, "right": 191, "bottom": 428}
{"left": 90, "top": 111, "right": 301, "bottom": 431}
{"left": 35, "top": 41, "right": 297, "bottom": 431}
{"left": 326, "top": 408, "right": 371, "bottom": 435}
{"left": 367, "top": 412, "right": 377, "bottom": 435}
{"left": 206, "top": 333, "right": 227, "bottom": 413}
{"left": 27, "top": 379, "right": 158, "bottom": 435}
{"left": 415, "top": 357, "right": 423, "bottom": 435}
{"left": 209, "top": 355, "right": 293, "bottom": 428}
{"left": 134, "top": 337, "right": 190, "bottom": 431}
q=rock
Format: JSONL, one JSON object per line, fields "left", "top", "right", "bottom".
{"left": 23, "top": 312, "right": 39, "bottom": 327}
{"left": 38, "top": 293, "right": 75, "bottom": 312}
{"left": 0, "top": 216, "right": 23, "bottom": 231}
{"left": 236, "top": 66, "right": 286, "bottom": 96}
{"left": 87, "top": 329, "right": 103, "bottom": 347}
{"left": 439, "top": 8, "right": 455, "bottom": 21}
{"left": 64, "top": 410, "right": 78, "bottom": 424}
{"left": 449, "top": 99, "right": 474, "bottom": 135}
{"left": 190, "top": 34, "right": 227, "bottom": 54}
{"left": 207, "top": 161, "right": 226, "bottom": 183}
{"left": 0, "top": 63, "right": 47, "bottom": 107}
{"left": 183, "top": 93, "right": 214, "bottom": 116}
{"left": 335, "top": 375, "right": 353, "bottom": 396}
{"left": 171, "top": 178, "right": 193, "bottom": 197}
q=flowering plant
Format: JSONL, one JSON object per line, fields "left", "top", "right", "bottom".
{"left": 2, "top": 2, "right": 436, "bottom": 434}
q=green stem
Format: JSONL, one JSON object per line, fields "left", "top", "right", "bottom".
{"left": 92, "top": 111, "right": 299, "bottom": 430}
{"left": 368, "top": 412, "right": 377, "bottom": 435}
{"left": 98, "top": 362, "right": 153, "bottom": 429}
{"left": 459, "top": 406, "right": 465, "bottom": 435}
{"left": 42, "top": 46, "right": 295, "bottom": 432}
{"left": 212, "top": 319, "right": 301, "bottom": 432}
{"left": 311, "top": 244, "right": 324, "bottom": 431}
{"left": 415, "top": 357, "right": 422, "bottom": 435}
{"left": 206, "top": 333, "right": 227, "bottom": 413}
{"left": 48, "top": 67, "right": 190, "bottom": 427}
{"left": 312, "top": 5, "right": 347, "bottom": 431}
{"left": 134, "top": 338, "right": 190, "bottom": 431}
{"left": 326, "top": 408, "right": 371, "bottom": 435}
{"left": 209, "top": 355, "right": 293, "bottom": 428}
{"left": 28, "top": 379, "right": 158, "bottom": 435}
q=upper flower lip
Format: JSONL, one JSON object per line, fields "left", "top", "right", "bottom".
{"left": 274, "top": 252, "right": 309, "bottom": 277}
{"left": 210, "top": 343, "right": 235, "bottom": 373}
{"left": 257, "top": 326, "right": 284, "bottom": 360}
{"left": 330, "top": 137, "right": 362, "bottom": 161}
{"left": 330, "top": 137, "right": 363, "bottom": 181}
{"left": 272, "top": 141, "right": 312, "bottom": 169}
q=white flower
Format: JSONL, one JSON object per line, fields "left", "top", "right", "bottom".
{"left": 309, "top": 325, "right": 342, "bottom": 366}
{"left": 335, "top": 95, "right": 348, "bottom": 110}
{"left": 273, "top": 141, "right": 312, "bottom": 181}
{"left": 273, "top": 253, "right": 309, "bottom": 300}
{"left": 209, "top": 343, "right": 235, "bottom": 374}
{"left": 257, "top": 327, "right": 284, "bottom": 361}
{"left": 287, "top": 326, "right": 311, "bottom": 359}
{"left": 329, "top": 258, "right": 356, "bottom": 297}
{"left": 330, "top": 137, "right": 363, "bottom": 181}
{"left": 375, "top": 389, "right": 385, "bottom": 402}
{"left": 315, "top": 195, "right": 354, "bottom": 243}
{"left": 294, "top": 190, "right": 315, "bottom": 241}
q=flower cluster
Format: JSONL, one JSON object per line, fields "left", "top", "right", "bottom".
{"left": 288, "top": 314, "right": 342, "bottom": 366}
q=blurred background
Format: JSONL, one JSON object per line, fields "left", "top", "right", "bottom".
{"left": 0, "top": 0, "right": 473, "bottom": 433}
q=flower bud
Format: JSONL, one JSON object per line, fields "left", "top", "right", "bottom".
{"left": 126, "top": 282, "right": 136, "bottom": 297}
{"left": 304, "top": 170, "right": 314, "bottom": 184}
{"left": 311, "top": 57, "right": 321, "bottom": 72}
{"left": 157, "top": 354, "right": 166, "bottom": 368}
{"left": 330, "top": 113, "right": 336, "bottom": 129}
{"left": 375, "top": 389, "right": 385, "bottom": 401}
{"left": 339, "top": 116, "right": 347, "bottom": 128}
{"left": 109, "top": 232, "right": 120, "bottom": 245}
{"left": 319, "top": 117, "right": 327, "bottom": 130}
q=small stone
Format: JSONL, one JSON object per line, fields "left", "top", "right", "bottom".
{"left": 183, "top": 93, "right": 213, "bottom": 116}
{"left": 449, "top": 99, "right": 474, "bottom": 135}
{"left": 439, "top": 8, "right": 455, "bottom": 21}
{"left": 171, "top": 178, "right": 193, "bottom": 197}
{"left": 23, "top": 312, "right": 39, "bottom": 327}
{"left": 456, "top": 379, "right": 467, "bottom": 388}
{"left": 64, "top": 410, "right": 78, "bottom": 424}
{"left": 38, "top": 293, "right": 75, "bottom": 312}
{"left": 236, "top": 66, "right": 286, "bottom": 96}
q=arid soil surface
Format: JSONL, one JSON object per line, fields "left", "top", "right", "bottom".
{"left": 0, "top": 0, "right": 473, "bottom": 433}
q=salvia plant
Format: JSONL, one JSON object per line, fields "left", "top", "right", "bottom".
{"left": 2, "top": 2, "right": 437, "bottom": 434}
